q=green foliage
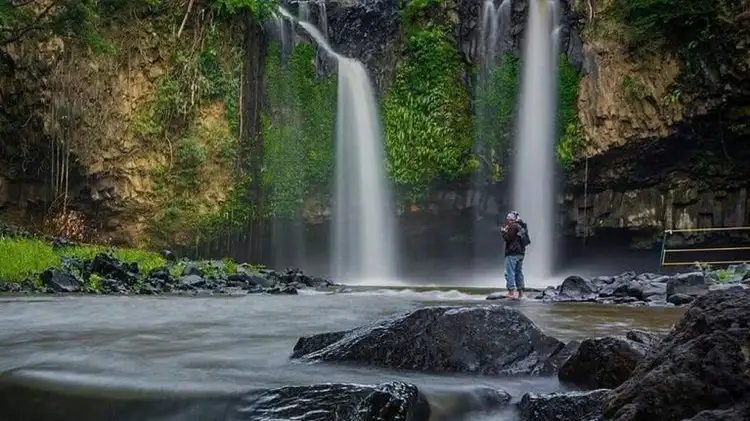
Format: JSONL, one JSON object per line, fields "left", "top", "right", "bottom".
{"left": 715, "top": 269, "right": 733, "bottom": 283}
{"left": 222, "top": 257, "right": 238, "bottom": 274}
{"left": 174, "top": 136, "right": 208, "bottom": 189}
{"left": 383, "top": 26, "right": 473, "bottom": 196}
{"left": 556, "top": 55, "right": 585, "bottom": 168}
{"left": 0, "top": 237, "right": 165, "bottom": 283}
{"left": 474, "top": 54, "right": 520, "bottom": 182}
{"left": 614, "top": 0, "right": 746, "bottom": 82}
{"left": 620, "top": 75, "right": 650, "bottom": 100}
{"left": 210, "top": 0, "right": 277, "bottom": 20}
{"left": 262, "top": 42, "right": 336, "bottom": 217}
{"left": 0, "top": 237, "right": 59, "bottom": 282}
{"left": 85, "top": 273, "right": 103, "bottom": 293}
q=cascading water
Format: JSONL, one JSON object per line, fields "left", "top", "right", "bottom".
{"left": 298, "top": 1, "right": 311, "bottom": 21}
{"left": 512, "top": 0, "right": 558, "bottom": 284}
{"left": 278, "top": 7, "right": 396, "bottom": 284}
{"left": 478, "top": 0, "right": 511, "bottom": 82}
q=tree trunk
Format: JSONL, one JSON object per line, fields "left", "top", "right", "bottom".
{"left": 241, "top": 12, "right": 267, "bottom": 263}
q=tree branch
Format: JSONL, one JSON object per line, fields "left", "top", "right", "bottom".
{"left": 176, "top": 0, "right": 195, "bottom": 39}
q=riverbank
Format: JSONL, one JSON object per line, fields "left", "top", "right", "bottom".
{"left": 0, "top": 235, "right": 333, "bottom": 296}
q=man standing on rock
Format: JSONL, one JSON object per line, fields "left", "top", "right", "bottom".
{"left": 501, "top": 211, "right": 530, "bottom": 299}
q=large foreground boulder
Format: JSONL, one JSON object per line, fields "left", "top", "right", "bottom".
{"left": 518, "top": 389, "right": 610, "bottom": 421}
{"left": 603, "top": 289, "right": 750, "bottom": 420}
{"left": 0, "top": 375, "right": 429, "bottom": 421}
{"left": 292, "top": 305, "right": 566, "bottom": 375}
{"left": 236, "top": 382, "right": 430, "bottom": 421}
{"left": 558, "top": 330, "right": 659, "bottom": 389}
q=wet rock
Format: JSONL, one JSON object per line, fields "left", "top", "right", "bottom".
{"left": 557, "top": 276, "right": 597, "bottom": 301}
{"left": 40, "top": 269, "right": 83, "bottom": 293}
{"left": 91, "top": 253, "right": 138, "bottom": 285}
{"left": 264, "top": 285, "right": 297, "bottom": 295}
{"left": 181, "top": 263, "right": 202, "bottom": 277}
{"left": 178, "top": 274, "right": 205, "bottom": 289}
{"left": 292, "top": 305, "right": 566, "bottom": 375}
{"left": 603, "top": 289, "right": 750, "bottom": 420}
{"left": 237, "top": 381, "right": 430, "bottom": 421}
{"left": 625, "top": 330, "right": 661, "bottom": 349}
{"left": 292, "top": 331, "right": 350, "bottom": 358}
{"left": 518, "top": 389, "right": 610, "bottom": 421}
{"left": 101, "top": 278, "right": 128, "bottom": 294}
{"left": 666, "top": 272, "right": 708, "bottom": 297}
{"left": 0, "top": 282, "right": 24, "bottom": 293}
{"left": 535, "top": 340, "right": 580, "bottom": 375}
{"left": 641, "top": 281, "right": 667, "bottom": 301}
{"left": 667, "top": 293, "right": 694, "bottom": 305}
{"left": 559, "top": 331, "right": 653, "bottom": 389}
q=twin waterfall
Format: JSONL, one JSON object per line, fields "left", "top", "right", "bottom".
{"left": 272, "top": 0, "right": 561, "bottom": 285}
{"left": 513, "top": 0, "right": 560, "bottom": 282}
{"left": 277, "top": 5, "right": 396, "bottom": 284}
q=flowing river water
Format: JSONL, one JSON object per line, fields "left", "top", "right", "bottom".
{"left": 0, "top": 290, "right": 683, "bottom": 420}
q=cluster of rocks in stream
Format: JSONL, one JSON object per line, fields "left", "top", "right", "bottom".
{"left": 0, "top": 252, "right": 334, "bottom": 296}
{"left": 532, "top": 265, "right": 750, "bottom": 306}
{"left": 289, "top": 288, "right": 750, "bottom": 421}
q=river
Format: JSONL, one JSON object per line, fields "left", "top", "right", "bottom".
{"left": 0, "top": 289, "right": 683, "bottom": 420}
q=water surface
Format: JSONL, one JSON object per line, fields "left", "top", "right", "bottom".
{"left": 0, "top": 290, "right": 683, "bottom": 420}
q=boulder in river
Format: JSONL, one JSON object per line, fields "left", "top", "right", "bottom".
{"left": 667, "top": 293, "right": 694, "bottom": 305}
{"left": 552, "top": 276, "right": 598, "bottom": 302}
{"left": 666, "top": 272, "right": 708, "bottom": 298}
{"left": 237, "top": 381, "right": 430, "bottom": 421}
{"left": 603, "top": 289, "right": 750, "bottom": 420}
{"left": 518, "top": 389, "right": 610, "bottom": 421}
{"left": 558, "top": 330, "right": 658, "bottom": 389}
{"left": 292, "top": 305, "right": 567, "bottom": 375}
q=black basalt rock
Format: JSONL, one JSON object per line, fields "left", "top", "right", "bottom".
{"left": 40, "top": 268, "right": 83, "bottom": 293}
{"left": 603, "top": 289, "right": 750, "bottom": 420}
{"left": 292, "top": 305, "right": 565, "bottom": 375}
{"left": 559, "top": 331, "right": 656, "bottom": 389}
{"left": 518, "top": 389, "right": 610, "bottom": 421}
{"left": 235, "top": 381, "right": 430, "bottom": 421}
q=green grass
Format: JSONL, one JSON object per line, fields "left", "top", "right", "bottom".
{"left": 0, "top": 236, "right": 166, "bottom": 283}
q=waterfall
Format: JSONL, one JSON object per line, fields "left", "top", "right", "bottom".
{"left": 512, "top": 0, "right": 558, "bottom": 284}
{"left": 279, "top": 7, "right": 397, "bottom": 284}
{"left": 478, "top": 0, "right": 511, "bottom": 82}
{"left": 319, "top": 1, "right": 329, "bottom": 40}
{"left": 298, "top": 2, "right": 311, "bottom": 21}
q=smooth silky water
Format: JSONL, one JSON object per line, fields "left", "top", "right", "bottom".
{"left": 0, "top": 292, "right": 683, "bottom": 420}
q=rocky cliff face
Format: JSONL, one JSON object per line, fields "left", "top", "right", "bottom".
{"left": 0, "top": 4, "right": 242, "bottom": 246}
{"left": 561, "top": 0, "right": 750, "bottom": 247}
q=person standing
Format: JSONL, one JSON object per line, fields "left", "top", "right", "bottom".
{"left": 501, "top": 211, "right": 530, "bottom": 298}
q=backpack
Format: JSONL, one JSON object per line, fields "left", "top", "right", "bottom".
{"left": 519, "top": 224, "right": 531, "bottom": 247}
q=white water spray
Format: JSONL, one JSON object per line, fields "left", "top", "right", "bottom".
{"left": 512, "top": 0, "right": 559, "bottom": 284}
{"left": 278, "top": 7, "right": 397, "bottom": 284}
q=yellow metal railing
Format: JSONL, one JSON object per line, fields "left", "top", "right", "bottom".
{"left": 660, "top": 226, "right": 750, "bottom": 267}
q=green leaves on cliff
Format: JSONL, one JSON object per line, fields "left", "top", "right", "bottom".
{"left": 615, "top": 0, "right": 747, "bottom": 83}
{"left": 210, "top": 0, "right": 276, "bottom": 20}
{"left": 556, "top": 55, "right": 585, "bottom": 168}
{"left": 262, "top": 42, "right": 336, "bottom": 217}
{"left": 475, "top": 54, "right": 520, "bottom": 182}
{"left": 383, "top": 26, "right": 473, "bottom": 196}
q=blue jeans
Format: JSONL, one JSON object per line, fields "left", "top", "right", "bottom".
{"left": 505, "top": 255, "right": 525, "bottom": 290}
